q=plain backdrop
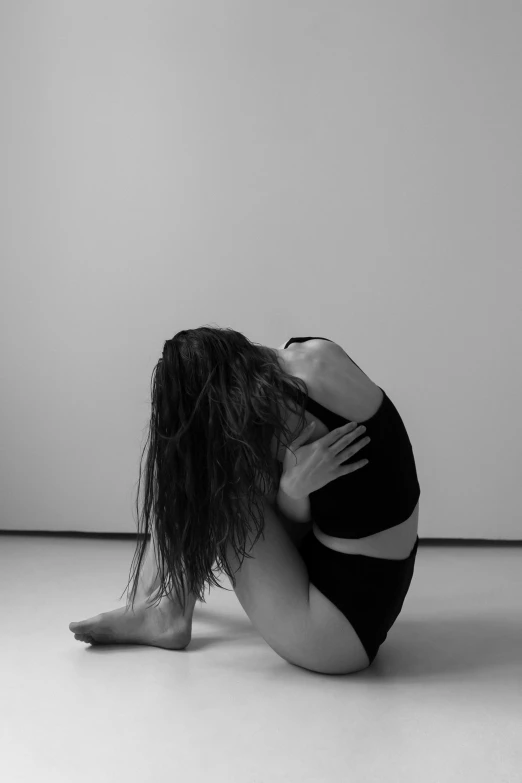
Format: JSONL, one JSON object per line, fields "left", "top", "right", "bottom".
{"left": 0, "top": 0, "right": 520, "bottom": 539}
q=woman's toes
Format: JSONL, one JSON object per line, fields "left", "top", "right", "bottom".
{"left": 74, "top": 633, "right": 93, "bottom": 643}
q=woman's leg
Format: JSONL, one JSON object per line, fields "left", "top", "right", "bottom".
{"left": 69, "top": 504, "right": 368, "bottom": 671}
{"left": 133, "top": 532, "right": 161, "bottom": 602}
{"left": 69, "top": 526, "right": 197, "bottom": 647}
{"left": 225, "top": 497, "right": 369, "bottom": 674}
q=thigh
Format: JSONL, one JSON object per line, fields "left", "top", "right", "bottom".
{"left": 299, "top": 534, "right": 420, "bottom": 664}
{"left": 224, "top": 499, "right": 370, "bottom": 673}
{"left": 224, "top": 500, "right": 313, "bottom": 664}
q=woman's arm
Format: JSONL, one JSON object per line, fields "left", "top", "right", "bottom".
{"left": 275, "top": 481, "right": 312, "bottom": 523}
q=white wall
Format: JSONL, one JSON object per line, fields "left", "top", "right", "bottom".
{"left": 1, "top": 1, "right": 520, "bottom": 539}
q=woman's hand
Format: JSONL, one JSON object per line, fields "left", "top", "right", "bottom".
{"left": 281, "top": 420, "right": 371, "bottom": 499}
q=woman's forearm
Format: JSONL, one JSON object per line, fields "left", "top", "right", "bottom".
{"left": 275, "top": 480, "right": 312, "bottom": 523}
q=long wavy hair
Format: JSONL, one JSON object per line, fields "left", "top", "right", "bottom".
{"left": 120, "top": 325, "right": 310, "bottom": 614}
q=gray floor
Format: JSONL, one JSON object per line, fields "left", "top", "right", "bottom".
{"left": 1, "top": 534, "right": 521, "bottom": 783}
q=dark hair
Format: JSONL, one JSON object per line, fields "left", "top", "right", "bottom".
{"left": 120, "top": 325, "right": 309, "bottom": 614}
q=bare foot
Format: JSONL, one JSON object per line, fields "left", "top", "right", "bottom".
{"left": 69, "top": 597, "right": 191, "bottom": 649}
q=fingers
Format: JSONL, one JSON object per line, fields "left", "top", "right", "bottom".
{"left": 353, "top": 434, "right": 371, "bottom": 451}
{"left": 347, "top": 437, "right": 370, "bottom": 460}
{"left": 341, "top": 458, "right": 369, "bottom": 475}
{"left": 341, "top": 423, "right": 366, "bottom": 441}
{"left": 331, "top": 425, "right": 369, "bottom": 455}
{"left": 322, "top": 420, "right": 357, "bottom": 447}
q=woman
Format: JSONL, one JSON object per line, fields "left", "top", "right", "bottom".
{"left": 69, "top": 328, "right": 421, "bottom": 674}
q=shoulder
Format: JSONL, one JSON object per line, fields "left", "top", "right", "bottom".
{"left": 301, "top": 338, "right": 348, "bottom": 370}
{"left": 278, "top": 338, "right": 345, "bottom": 359}
{"left": 286, "top": 339, "right": 351, "bottom": 390}
{"left": 302, "top": 338, "right": 345, "bottom": 357}
{"left": 279, "top": 338, "right": 356, "bottom": 388}
{"left": 301, "top": 339, "right": 383, "bottom": 422}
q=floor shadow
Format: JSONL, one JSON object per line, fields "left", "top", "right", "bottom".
{"left": 364, "top": 613, "right": 522, "bottom": 678}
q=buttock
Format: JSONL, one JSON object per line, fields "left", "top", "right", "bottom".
{"left": 298, "top": 532, "right": 420, "bottom": 664}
